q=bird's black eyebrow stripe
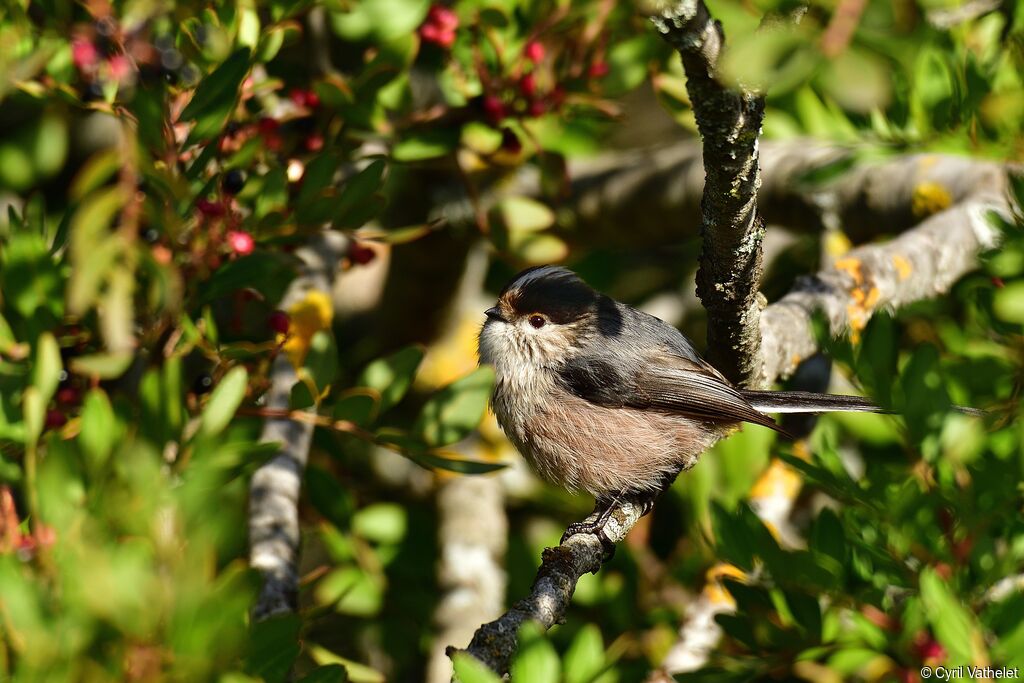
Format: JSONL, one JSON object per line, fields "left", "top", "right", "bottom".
{"left": 501, "top": 266, "right": 598, "bottom": 323}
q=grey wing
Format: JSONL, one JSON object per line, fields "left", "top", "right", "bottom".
{"left": 559, "top": 302, "right": 784, "bottom": 433}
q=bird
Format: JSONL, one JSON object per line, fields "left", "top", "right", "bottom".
{"left": 477, "top": 265, "right": 895, "bottom": 547}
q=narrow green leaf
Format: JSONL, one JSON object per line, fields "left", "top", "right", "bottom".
{"left": 180, "top": 49, "right": 251, "bottom": 142}
{"left": 199, "top": 366, "right": 249, "bottom": 438}
{"left": 32, "top": 332, "right": 62, "bottom": 405}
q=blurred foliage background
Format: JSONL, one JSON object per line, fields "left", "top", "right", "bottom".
{"left": 0, "top": 0, "right": 1022, "bottom": 681}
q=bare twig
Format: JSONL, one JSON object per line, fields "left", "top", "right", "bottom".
{"left": 652, "top": 0, "right": 767, "bottom": 386}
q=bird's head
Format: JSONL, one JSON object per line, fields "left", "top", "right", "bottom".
{"left": 478, "top": 266, "right": 601, "bottom": 370}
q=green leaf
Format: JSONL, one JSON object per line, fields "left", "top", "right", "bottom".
{"left": 993, "top": 281, "right": 1024, "bottom": 323}
{"left": 246, "top": 614, "right": 301, "bottom": 681}
{"left": 68, "top": 352, "right": 134, "bottom": 379}
{"left": 79, "top": 389, "right": 117, "bottom": 470}
{"left": 563, "top": 624, "right": 605, "bottom": 683}
{"left": 199, "top": 367, "right": 249, "bottom": 438}
{"left": 197, "top": 252, "right": 297, "bottom": 305}
{"left": 604, "top": 35, "right": 657, "bottom": 96}
{"left": 352, "top": 503, "right": 406, "bottom": 545}
{"left": 408, "top": 451, "right": 507, "bottom": 475}
{"left": 414, "top": 366, "right": 494, "bottom": 446}
{"left": 336, "top": 160, "right": 387, "bottom": 225}
{"left": 69, "top": 148, "right": 122, "bottom": 202}
{"left": 298, "top": 665, "right": 349, "bottom": 683}
{"left": 180, "top": 49, "right": 251, "bottom": 143}
{"left": 308, "top": 645, "right": 385, "bottom": 683}
{"left": 32, "top": 332, "right": 61, "bottom": 405}
{"left": 392, "top": 129, "right": 459, "bottom": 162}
{"left": 711, "top": 501, "right": 755, "bottom": 571}
{"left": 68, "top": 187, "right": 126, "bottom": 314}
{"left": 452, "top": 653, "right": 502, "bottom": 683}
{"left": 22, "top": 387, "right": 45, "bottom": 446}
{"left": 356, "top": 345, "right": 424, "bottom": 412}
{"left": 810, "top": 507, "right": 846, "bottom": 584}
{"left": 920, "top": 567, "right": 983, "bottom": 665}
{"left": 496, "top": 197, "right": 554, "bottom": 233}
{"left": 1, "top": 232, "right": 63, "bottom": 320}
{"left": 332, "top": 389, "right": 379, "bottom": 427}
{"left": 510, "top": 622, "right": 559, "bottom": 683}
{"left": 304, "top": 330, "right": 339, "bottom": 393}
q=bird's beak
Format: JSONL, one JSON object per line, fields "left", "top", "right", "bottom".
{"left": 484, "top": 306, "right": 506, "bottom": 323}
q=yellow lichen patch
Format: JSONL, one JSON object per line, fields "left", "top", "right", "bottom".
{"left": 833, "top": 257, "right": 864, "bottom": 284}
{"left": 912, "top": 181, "right": 953, "bottom": 217}
{"left": 834, "top": 257, "right": 881, "bottom": 344}
{"left": 892, "top": 254, "right": 913, "bottom": 281}
{"left": 703, "top": 563, "right": 746, "bottom": 607}
{"left": 281, "top": 290, "right": 334, "bottom": 368}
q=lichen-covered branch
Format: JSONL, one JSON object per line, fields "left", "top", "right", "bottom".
{"left": 652, "top": 0, "right": 767, "bottom": 386}
{"left": 449, "top": 501, "right": 646, "bottom": 676}
{"left": 249, "top": 231, "right": 347, "bottom": 620}
{"left": 758, "top": 195, "right": 1004, "bottom": 385}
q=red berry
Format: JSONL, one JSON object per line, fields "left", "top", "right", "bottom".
{"left": 482, "top": 95, "right": 506, "bottom": 124}
{"left": 349, "top": 243, "right": 376, "bottom": 265}
{"left": 527, "top": 98, "right": 545, "bottom": 117}
{"left": 108, "top": 54, "right": 132, "bottom": 81}
{"left": 289, "top": 88, "right": 307, "bottom": 107}
{"left": 427, "top": 5, "right": 459, "bottom": 32}
{"left": 420, "top": 5, "right": 458, "bottom": 48}
{"left": 588, "top": 60, "right": 609, "bottom": 78}
{"left": 305, "top": 90, "right": 321, "bottom": 108}
{"left": 226, "top": 230, "right": 255, "bottom": 255}
{"left": 196, "top": 198, "right": 225, "bottom": 217}
{"left": 56, "top": 386, "right": 81, "bottom": 406}
{"left": 524, "top": 40, "right": 545, "bottom": 63}
{"left": 72, "top": 39, "right": 99, "bottom": 70}
{"left": 268, "top": 311, "right": 291, "bottom": 335}
{"left": 258, "top": 117, "right": 279, "bottom": 135}
{"left": 304, "top": 133, "right": 324, "bottom": 152}
{"left": 519, "top": 73, "right": 536, "bottom": 98}
{"left": 912, "top": 632, "right": 946, "bottom": 663}
{"left": 992, "top": 276, "right": 1005, "bottom": 288}
{"left": 45, "top": 409, "right": 67, "bottom": 429}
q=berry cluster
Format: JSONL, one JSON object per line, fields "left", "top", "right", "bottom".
{"left": 71, "top": 16, "right": 192, "bottom": 102}
{"left": 419, "top": 5, "right": 459, "bottom": 49}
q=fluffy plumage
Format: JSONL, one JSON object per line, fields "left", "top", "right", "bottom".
{"left": 478, "top": 266, "right": 888, "bottom": 500}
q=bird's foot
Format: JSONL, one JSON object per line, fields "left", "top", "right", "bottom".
{"left": 560, "top": 501, "right": 618, "bottom": 559}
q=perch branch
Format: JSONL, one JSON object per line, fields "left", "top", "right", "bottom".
{"left": 651, "top": 0, "right": 767, "bottom": 386}
{"left": 450, "top": 501, "right": 647, "bottom": 675}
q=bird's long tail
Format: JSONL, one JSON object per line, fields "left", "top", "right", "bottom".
{"left": 741, "top": 390, "right": 985, "bottom": 418}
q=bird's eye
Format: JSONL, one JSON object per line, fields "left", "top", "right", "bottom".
{"left": 528, "top": 314, "right": 546, "bottom": 329}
